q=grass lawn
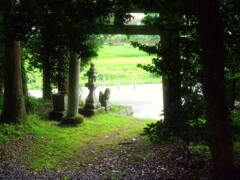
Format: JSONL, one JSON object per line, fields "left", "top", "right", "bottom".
{"left": 81, "top": 45, "right": 161, "bottom": 86}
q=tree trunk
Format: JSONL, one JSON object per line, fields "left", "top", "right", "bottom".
{"left": 40, "top": 21, "right": 53, "bottom": 99}
{"left": 230, "top": 78, "right": 236, "bottom": 110}
{"left": 67, "top": 51, "right": 80, "bottom": 117}
{"left": 195, "top": 0, "right": 236, "bottom": 179}
{"left": 57, "top": 51, "right": 68, "bottom": 92}
{"left": 0, "top": 74, "right": 3, "bottom": 96}
{"left": 161, "top": 31, "right": 182, "bottom": 122}
{"left": 22, "top": 59, "right": 28, "bottom": 97}
{"left": 41, "top": 49, "right": 52, "bottom": 99}
{"left": 1, "top": 0, "right": 27, "bottom": 123}
{"left": 0, "top": 10, "right": 3, "bottom": 96}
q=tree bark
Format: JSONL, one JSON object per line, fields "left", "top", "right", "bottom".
{"left": 0, "top": 82, "right": 3, "bottom": 96}
{"left": 161, "top": 31, "right": 182, "bottom": 122}
{"left": 195, "top": 0, "right": 236, "bottom": 179}
{"left": 57, "top": 51, "right": 68, "bottom": 92}
{"left": 0, "top": 73, "right": 3, "bottom": 96}
{"left": 41, "top": 48, "right": 52, "bottom": 99}
{"left": 40, "top": 21, "right": 53, "bottom": 99}
{"left": 22, "top": 59, "right": 28, "bottom": 97}
{"left": 1, "top": 0, "right": 27, "bottom": 123}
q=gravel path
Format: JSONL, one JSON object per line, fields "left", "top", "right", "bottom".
{"left": 0, "top": 137, "right": 211, "bottom": 180}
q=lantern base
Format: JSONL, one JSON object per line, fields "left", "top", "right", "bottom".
{"left": 79, "top": 107, "right": 105, "bottom": 117}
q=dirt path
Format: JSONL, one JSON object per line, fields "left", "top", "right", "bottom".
{"left": 0, "top": 118, "right": 212, "bottom": 180}
{"left": 57, "top": 118, "right": 212, "bottom": 180}
{"left": 67, "top": 118, "right": 146, "bottom": 168}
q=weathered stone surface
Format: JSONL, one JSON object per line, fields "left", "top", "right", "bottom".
{"left": 84, "top": 102, "right": 102, "bottom": 109}
{"left": 61, "top": 115, "right": 84, "bottom": 125}
{"left": 99, "top": 88, "right": 111, "bottom": 111}
{"left": 79, "top": 107, "right": 105, "bottom": 117}
{"left": 50, "top": 91, "right": 68, "bottom": 121}
{"left": 79, "top": 63, "right": 105, "bottom": 117}
{"left": 52, "top": 91, "right": 68, "bottom": 111}
{"left": 115, "top": 106, "right": 133, "bottom": 116}
{"left": 49, "top": 110, "right": 65, "bottom": 121}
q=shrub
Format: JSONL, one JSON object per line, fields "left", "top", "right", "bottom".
{"left": 143, "top": 92, "right": 209, "bottom": 157}
{"left": 25, "top": 96, "right": 51, "bottom": 114}
{"left": 0, "top": 95, "right": 3, "bottom": 111}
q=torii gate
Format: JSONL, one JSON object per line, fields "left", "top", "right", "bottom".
{"left": 62, "top": 14, "right": 163, "bottom": 124}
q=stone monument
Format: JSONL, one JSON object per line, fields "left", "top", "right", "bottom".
{"left": 79, "top": 63, "right": 105, "bottom": 116}
{"left": 49, "top": 91, "right": 68, "bottom": 120}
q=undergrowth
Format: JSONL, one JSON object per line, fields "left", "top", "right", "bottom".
{"left": 0, "top": 123, "right": 30, "bottom": 147}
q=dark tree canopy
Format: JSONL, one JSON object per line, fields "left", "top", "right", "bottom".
{"left": 0, "top": 0, "right": 240, "bottom": 179}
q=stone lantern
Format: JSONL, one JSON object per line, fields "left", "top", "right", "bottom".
{"left": 79, "top": 63, "right": 104, "bottom": 116}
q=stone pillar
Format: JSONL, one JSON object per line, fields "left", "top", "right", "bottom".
{"left": 67, "top": 52, "right": 80, "bottom": 116}
{"left": 61, "top": 51, "right": 84, "bottom": 124}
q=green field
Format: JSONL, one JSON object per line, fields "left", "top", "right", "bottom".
{"left": 81, "top": 45, "right": 161, "bottom": 86}
{"left": 26, "top": 45, "right": 161, "bottom": 89}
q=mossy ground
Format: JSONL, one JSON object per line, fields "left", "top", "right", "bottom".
{"left": 0, "top": 102, "right": 155, "bottom": 172}
{"left": 1, "top": 99, "right": 240, "bottom": 179}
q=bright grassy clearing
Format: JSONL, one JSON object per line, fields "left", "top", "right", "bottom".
{"left": 97, "top": 44, "right": 152, "bottom": 59}
{"left": 23, "top": 110, "right": 155, "bottom": 171}
{"left": 81, "top": 45, "right": 161, "bottom": 86}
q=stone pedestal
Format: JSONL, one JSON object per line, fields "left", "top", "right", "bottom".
{"left": 49, "top": 110, "right": 65, "bottom": 120}
{"left": 61, "top": 115, "right": 84, "bottom": 125}
{"left": 49, "top": 91, "right": 68, "bottom": 120}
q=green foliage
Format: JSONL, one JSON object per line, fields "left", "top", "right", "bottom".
{"left": 0, "top": 94, "right": 3, "bottom": 110}
{"left": 231, "top": 109, "right": 240, "bottom": 137}
{"left": 130, "top": 1, "right": 205, "bottom": 156}
{"left": 25, "top": 96, "right": 43, "bottom": 114}
{"left": 232, "top": 110, "right": 240, "bottom": 126}
{"left": 0, "top": 123, "right": 29, "bottom": 147}
{"left": 143, "top": 92, "right": 208, "bottom": 155}
{"left": 5, "top": 0, "right": 117, "bottom": 93}
{"left": 221, "top": 0, "right": 240, "bottom": 107}
{"left": 232, "top": 109, "right": 240, "bottom": 161}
